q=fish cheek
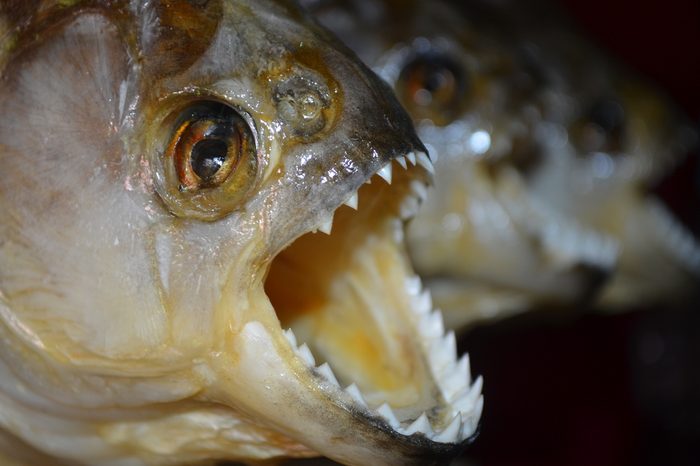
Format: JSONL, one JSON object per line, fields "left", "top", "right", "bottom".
{"left": 0, "top": 13, "right": 169, "bottom": 361}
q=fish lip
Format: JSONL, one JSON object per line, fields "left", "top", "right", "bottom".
{"left": 252, "top": 146, "right": 483, "bottom": 460}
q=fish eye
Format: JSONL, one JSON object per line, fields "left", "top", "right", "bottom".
{"left": 154, "top": 100, "right": 259, "bottom": 220}
{"left": 397, "top": 53, "right": 469, "bottom": 125}
{"left": 573, "top": 97, "right": 627, "bottom": 155}
{"left": 170, "top": 110, "right": 251, "bottom": 191}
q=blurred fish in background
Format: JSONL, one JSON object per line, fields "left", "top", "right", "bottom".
{"left": 307, "top": 0, "right": 699, "bottom": 330}
{"left": 289, "top": 0, "right": 700, "bottom": 464}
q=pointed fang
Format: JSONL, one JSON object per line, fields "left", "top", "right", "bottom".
{"left": 318, "top": 216, "right": 333, "bottom": 235}
{"left": 417, "top": 151, "right": 435, "bottom": 174}
{"left": 378, "top": 163, "right": 393, "bottom": 184}
{"left": 297, "top": 344, "right": 316, "bottom": 367}
{"left": 434, "top": 414, "right": 462, "bottom": 443}
{"left": 344, "top": 383, "right": 367, "bottom": 408}
{"left": 377, "top": 403, "right": 400, "bottom": 429}
{"left": 317, "top": 363, "right": 340, "bottom": 387}
{"left": 406, "top": 151, "right": 417, "bottom": 165}
{"left": 404, "top": 276, "right": 422, "bottom": 296}
{"left": 343, "top": 192, "right": 359, "bottom": 210}
{"left": 283, "top": 329, "right": 297, "bottom": 348}
{"left": 404, "top": 413, "right": 432, "bottom": 436}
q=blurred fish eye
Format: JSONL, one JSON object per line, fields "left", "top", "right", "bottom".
{"left": 154, "top": 100, "right": 259, "bottom": 220}
{"left": 397, "top": 53, "right": 469, "bottom": 125}
{"left": 574, "top": 97, "right": 627, "bottom": 154}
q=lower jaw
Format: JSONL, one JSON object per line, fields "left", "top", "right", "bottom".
{"left": 267, "top": 213, "right": 444, "bottom": 418}
{"left": 218, "top": 160, "right": 484, "bottom": 456}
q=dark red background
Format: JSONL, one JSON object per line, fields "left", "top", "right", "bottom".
{"left": 463, "top": 1, "right": 700, "bottom": 465}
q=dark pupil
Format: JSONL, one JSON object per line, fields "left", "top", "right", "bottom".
{"left": 424, "top": 66, "right": 451, "bottom": 92}
{"left": 191, "top": 138, "right": 228, "bottom": 181}
{"left": 402, "top": 55, "right": 464, "bottom": 108}
{"left": 589, "top": 98, "right": 625, "bottom": 136}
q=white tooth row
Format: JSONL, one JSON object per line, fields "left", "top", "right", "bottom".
{"left": 540, "top": 218, "right": 619, "bottom": 269}
{"left": 282, "top": 310, "right": 482, "bottom": 444}
{"left": 314, "top": 151, "right": 434, "bottom": 235}
{"left": 649, "top": 200, "right": 700, "bottom": 273}
{"left": 404, "top": 275, "right": 484, "bottom": 442}
{"left": 383, "top": 151, "right": 434, "bottom": 177}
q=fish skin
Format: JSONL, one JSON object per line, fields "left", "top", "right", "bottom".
{"left": 0, "top": 1, "right": 481, "bottom": 465}
{"left": 305, "top": 0, "right": 699, "bottom": 330}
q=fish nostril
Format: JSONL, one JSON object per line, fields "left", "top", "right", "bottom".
{"left": 274, "top": 73, "right": 332, "bottom": 138}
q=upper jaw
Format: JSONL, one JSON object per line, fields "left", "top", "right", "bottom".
{"left": 207, "top": 148, "right": 482, "bottom": 464}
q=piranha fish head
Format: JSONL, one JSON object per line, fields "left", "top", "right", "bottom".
{"left": 475, "top": 1, "right": 700, "bottom": 310}
{"left": 0, "top": 1, "right": 482, "bottom": 465}
{"left": 309, "top": 0, "right": 700, "bottom": 327}
{"left": 561, "top": 76, "right": 700, "bottom": 309}
{"left": 306, "top": 0, "right": 619, "bottom": 329}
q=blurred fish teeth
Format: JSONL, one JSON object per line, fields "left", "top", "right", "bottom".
{"left": 416, "top": 151, "right": 435, "bottom": 174}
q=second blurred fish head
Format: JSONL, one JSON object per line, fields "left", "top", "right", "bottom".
{"left": 308, "top": 0, "right": 624, "bottom": 328}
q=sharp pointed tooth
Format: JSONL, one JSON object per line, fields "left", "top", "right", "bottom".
{"left": 444, "top": 331, "right": 457, "bottom": 356}
{"left": 411, "top": 180, "right": 428, "bottom": 203}
{"left": 431, "top": 331, "right": 457, "bottom": 373}
{"left": 454, "top": 376, "right": 483, "bottom": 414}
{"left": 296, "top": 343, "right": 315, "bottom": 367}
{"left": 440, "top": 356, "right": 471, "bottom": 400}
{"left": 434, "top": 413, "right": 462, "bottom": 443}
{"left": 412, "top": 289, "right": 432, "bottom": 315}
{"left": 403, "top": 413, "right": 432, "bottom": 436}
{"left": 283, "top": 329, "right": 297, "bottom": 348}
{"left": 462, "top": 396, "right": 484, "bottom": 440}
{"left": 456, "top": 354, "right": 472, "bottom": 387}
{"left": 344, "top": 383, "right": 367, "bottom": 408}
{"left": 343, "top": 192, "right": 359, "bottom": 210}
{"left": 420, "top": 310, "right": 445, "bottom": 340}
{"left": 406, "top": 151, "right": 417, "bottom": 165}
{"left": 396, "top": 156, "right": 408, "bottom": 170}
{"left": 405, "top": 276, "right": 422, "bottom": 296}
{"left": 416, "top": 151, "right": 435, "bottom": 174}
{"left": 452, "top": 393, "right": 474, "bottom": 414}
{"left": 377, "top": 403, "right": 400, "bottom": 429}
{"left": 318, "top": 215, "right": 333, "bottom": 235}
{"left": 377, "top": 162, "right": 393, "bottom": 184}
{"left": 317, "top": 363, "right": 339, "bottom": 387}
{"left": 469, "top": 375, "right": 484, "bottom": 401}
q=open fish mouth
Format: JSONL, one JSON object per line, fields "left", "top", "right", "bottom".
{"left": 234, "top": 152, "right": 483, "bottom": 462}
{"left": 260, "top": 150, "right": 483, "bottom": 455}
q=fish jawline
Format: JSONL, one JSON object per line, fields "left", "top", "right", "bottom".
{"left": 212, "top": 153, "right": 483, "bottom": 463}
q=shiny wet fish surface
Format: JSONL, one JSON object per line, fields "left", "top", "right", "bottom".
{"left": 0, "top": 1, "right": 482, "bottom": 465}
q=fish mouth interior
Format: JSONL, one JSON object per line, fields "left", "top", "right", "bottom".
{"left": 264, "top": 153, "right": 482, "bottom": 444}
